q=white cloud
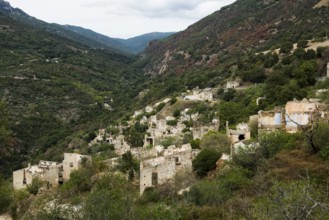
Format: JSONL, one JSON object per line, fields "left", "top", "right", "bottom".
{"left": 8, "top": 0, "right": 236, "bottom": 38}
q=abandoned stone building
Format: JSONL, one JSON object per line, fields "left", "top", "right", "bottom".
{"left": 88, "top": 129, "right": 105, "bottom": 146}
{"left": 258, "top": 107, "right": 285, "bottom": 132}
{"left": 225, "top": 80, "right": 240, "bottom": 90}
{"left": 139, "top": 144, "right": 199, "bottom": 194}
{"left": 183, "top": 88, "right": 214, "bottom": 101}
{"left": 226, "top": 122, "right": 251, "bottom": 145}
{"left": 13, "top": 161, "right": 62, "bottom": 190}
{"left": 285, "top": 98, "right": 323, "bottom": 133}
{"left": 62, "top": 153, "right": 92, "bottom": 181}
{"left": 258, "top": 99, "right": 326, "bottom": 133}
{"left": 192, "top": 119, "right": 220, "bottom": 140}
{"left": 105, "top": 134, "right": 131, "bottom": 155}
{"left": 13, "top": 153, "right": 91, "bottom": 190}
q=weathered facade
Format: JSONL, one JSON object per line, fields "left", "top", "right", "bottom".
{"left": 258, "top": 108, "right": 285, "bottom": 132}
{"left": 13, "top": 153, "right": 91, "bottom": 190}
{"left": 226, "top": 122, "right": 251, "bottom": 145}
{"left": 258, "top": 99, "right": 326, "bottom": 133}
{"left": 183, "top": 88, "right": 214, "bottom": 101}
{"left": 285, "top": 99, "right": 323, "bottom": 133}
{"left": 139, "top": 144, "right": 199, "bottom": 194}
{"left": 226, "top": 81, "right": 240, "bottom": 90}
{"left": 13, "top": 161, "right": 62, "bottom": 190}
{"left": 62, "top": 153, "right": 92, "bottom": 181}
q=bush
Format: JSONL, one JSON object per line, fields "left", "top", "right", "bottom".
{"left": 0, "top": 177, "right": 12, "bottom": 214}
{"left": 173, "top": 109, "right": 181, "bottom": 118}
{"left": 190, "top": 139, "right": 201, "bottom": 149}
{"left": 156, "top": 103, "right": 166, "bottom": 112}
{"left": 280, "top": 42, "right": 293, "bottom": 54}
{"left": 170, "top": 97, "right": 177, "bottom": 105}
{"left": 27, "top": 178, "right": 42, "bottom": 195}
{"left": 200, "top": 132, "right": 230, "bottom": 154}
{"left": 193, "top": 149, "right": 221, "bottom": 177}
{"left": 253, "top": 180, "right": 329, "bottom": 219}
{"left": 166, "top": 120, "right": 178, "bottom": 126}
{"left": 258, "top": 132, "right": 301, "bottom": 158}
{"left": 297, "top": 40, "right": 308, "bottom": 48}
{"left": 187, "top": 167, "right": 250, "bottom": 206}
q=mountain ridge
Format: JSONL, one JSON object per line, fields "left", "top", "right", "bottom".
{"left": 63, "top": 25, "right": 175, "bottom": 54}
{"left": 142, "top": 0, "right": 328, "bottom": 75}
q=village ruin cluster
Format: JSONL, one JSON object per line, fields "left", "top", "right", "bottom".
{"left": 13, "top": 153, "right": 91, "bottom": 190}
{"left": 12, "top": 70, "right": 329, "bottom": 194}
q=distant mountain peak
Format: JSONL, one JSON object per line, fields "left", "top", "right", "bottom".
{"left": 0, "top": 0, "right": 12, "bottom": 11}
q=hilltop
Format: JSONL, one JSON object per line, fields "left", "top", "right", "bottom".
{"left": 0, "top": 3, "right": 147, "bottom": 175}
{"left": 142, "top": 0, "right": 329, "bottom": 75}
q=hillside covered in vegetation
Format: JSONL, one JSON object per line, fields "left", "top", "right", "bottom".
{"left": 1, "top": 0, "right": 329, "bottom": 219}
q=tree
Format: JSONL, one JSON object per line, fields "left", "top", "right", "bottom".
{"left": 286, "top": 107, "right": 323, "bottom": 154}
{"left": 297, "top": 40, "right": 308, "bottom": 48}
{"left": 117, "top": 151, "right": 139, "bottom": 180}
{"left": 200, "top": 131, "right": 230, "bottom": 154}
{"left": 27, "top": 177, "right": 42, "bottom": 195}
{"left": 253, "top": 179, "right": 329, "bottom": 219}
{"left": 293, "top": 60, "right": 317, "bottom": 87}
{"left": 192, "top": 149, "right": 220, "bottom": 177}
{"left": 280, "top": 41, "right": 293, "bottom": 54}
{"left": 0, "top": 176, "right": 12, "bottom": 214}
{"left": 218, "top": 101, "right": 248, "bottom": 127}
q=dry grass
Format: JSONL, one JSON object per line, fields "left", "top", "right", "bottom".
{"left": 265, "top": 149, "right": 329, "bottom": 182}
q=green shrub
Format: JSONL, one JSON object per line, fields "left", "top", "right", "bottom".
{"left": 170, "top": 97, "right": 177, "bottom": 105}
{"left": 190, "top": 139, "right": 201, "bottom": 149}
{"left": 0, "top": 177, "right": 12, "bottom": 214}
{"left": 173, "top": 109, "right": 181, "bottom": 118}
{"left": 258, "top": 131, "right": 301, "bottom": 158}
{"left": 156, "top": 103, "right": 166, "bottom": 112}
{"left": 166, "top": 120, "right": 178, "bottom": 126}
{"left": 192, "top": 149, "right": 221, "bottom": 177}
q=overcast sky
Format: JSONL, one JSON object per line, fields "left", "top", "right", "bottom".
{"left": 8, "top": 0, "right": 236, "bottom": 39}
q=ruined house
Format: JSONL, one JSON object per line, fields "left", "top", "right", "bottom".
{"left": 13, "top": 152, "right": 93, "bottom": 190}
{"left": 226, "top": 81, "right": 240, "bottom": 90}
{"left": 192, "top": 119, "right": 220, "bottom": 140}
{"left": 88, "top": 129, "right": 105, "bottom": 146}
{"left": 183, "top": 88, "right": 214, "bottom": 101}
{"left": 258, "top": 99, "right": 326, "bottom": 133}
{"left": 285, "top": 98, "right": 323, "bottom": 133}
{"left": 62, "top": 153, "right": 92, "bottom": 181}
{"left": 139, "top": 144, "right": 199, "bottom": 194}
{"left": 105, "top": 134, "right": 131, "bottom": 155}
{"left": 258, "top": 108, "right": 285, "bottom": 132}
{"left": 226, "top": 122, "right": 251, "bottom": 145}
{"left": 13, "top": 161, "right": 62, "bottom": 190}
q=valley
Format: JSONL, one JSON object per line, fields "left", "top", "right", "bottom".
{"left": 1, "top": 0, "right": 329, "bottom": 219}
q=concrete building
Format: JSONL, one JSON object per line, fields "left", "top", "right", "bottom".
{"left": 139, "top": 144, "right": 198, "bottom": 194}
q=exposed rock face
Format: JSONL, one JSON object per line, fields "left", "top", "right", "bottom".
{"left": 313, "top": 0, "right": 329, "bottom": 8}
